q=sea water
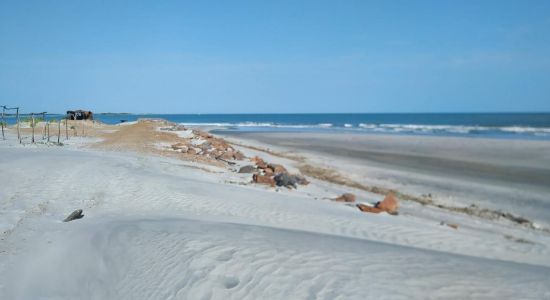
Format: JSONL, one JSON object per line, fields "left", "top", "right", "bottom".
{"left": 5, "top": 113, "right": 550, "bottom": 140}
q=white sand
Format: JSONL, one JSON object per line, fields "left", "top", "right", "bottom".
{"left": 1, "top": 132, "right": 550, "bottom": 299}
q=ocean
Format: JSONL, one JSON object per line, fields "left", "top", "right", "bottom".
{"left": 4, "top": 113, "right": 550, "bottom": 140}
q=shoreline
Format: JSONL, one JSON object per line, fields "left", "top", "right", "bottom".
{"left": 218, "top": 130, "right": 550, "bottom": 226}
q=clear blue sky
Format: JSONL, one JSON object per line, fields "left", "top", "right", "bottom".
{"left": 1, "top": 0, "right": 549, "bottom": 113}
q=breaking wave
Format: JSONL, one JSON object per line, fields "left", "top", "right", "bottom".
{"left": 178, "top": 122, "right": 550, "bottom": 138}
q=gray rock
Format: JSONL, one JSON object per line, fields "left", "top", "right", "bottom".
{"left": 63, "top": 209, "right": 84, "bottom": 222}
{"left": 274, "top": 173, "right": 297, "bottom": 189}
{"left": 238, "top": 165, "right": 257, "bottom": 173}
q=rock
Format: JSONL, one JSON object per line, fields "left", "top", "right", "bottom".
{"left": 233, "top": 151, "right": 245, "bottom": 161}
{"left": 253, "top": 174, "right": 275, "bottom": 187}
{"left": 440, "top": 221, "right": 459, "bottom": 230}
{"left": 268, "top": 163, "right": 287, "bottom": 174}
{"left": 171, "top": 143, "right": 187, "bottom": 151}
{"left": 220, "top": 151, "right": 235, "bottom": 160}
{"left": 200, "top": 141, "right": 212, "bottom": 150}
{"left": 356, "top": 204, "right": 383, "bottom": 213}
{"left": 375, "top": 192, "right": 399, "bottom": 214}
{"left": 447, "top": 223, "right": 459, "bottom": 230}
{"left": 263, "top": 168, "right": 274, "bottom": 176}
{"left": 238, "top": 165, "right": 256, "bottom": 173}
{"left": 252, "top": 156, "right": 268, "bottom": 169}
{"left": 294, "top": 175, "right": 310, "bottom": 185}
{"left": 274, "top": 173, "right": 297, "bottom": 189}
{"left": 334, "top": 193, "right": 356, "bottom": 202}
{"left": 63, "top": 209, "right": 84, "bottom": 222}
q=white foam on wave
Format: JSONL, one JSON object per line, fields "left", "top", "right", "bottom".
{"left": 177, "top": 121, "right": 550, "bottom": 137}
{"left": 357, "top": 123, "right": 550, "bottom": 136}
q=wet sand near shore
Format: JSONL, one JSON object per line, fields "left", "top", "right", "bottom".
{"left": 218, "top": 131, "right": 550, "bottom": 188}
{"left": 218, "top": 131, "right": 550, "bottom": 225}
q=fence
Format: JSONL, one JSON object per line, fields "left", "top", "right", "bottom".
{"left": 1, "top": 106, "right": 92, "bottom": 145}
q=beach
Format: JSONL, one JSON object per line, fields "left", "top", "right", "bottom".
{"left": 219, "top": 131, "right": 550, "bottom": 226}
{"left": 1, "top": 120, "right": 550, "bottom": 299}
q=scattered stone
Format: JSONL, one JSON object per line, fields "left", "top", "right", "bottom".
{"left": 294, "top": 174, "right": 310, "bottom": 185}
{"left": 238, "top": 165, "right": 257, "bottom": 173}
{"left": 334, "top": 193, "right": 356, "bottom": 202}
{"left": 263, "top": 167, "right": 274, "bottom": 176}
{"left": 268, "top": 163, "right": 287, "bottom": 174}
{"left": 375, "top": 192, "right": 399, "bottom": 214}
{"left": 356, "top": 203, "right": 383, "bottom": 213}
{"left": 233, "top": 151, "right": 245, "bottom": 161}
{"left": 63, "top": 209, "right": 84, "bottom": 222}
{"left": 252, "top": 156, "right": 268, "bottom": 169}
{"left": 357, "top": 193, "right": 399, "bottom": 215}
{"left": 274, "top": 173, "right": 298, "bottom": 189}
{"left": 220, "top": 150, "right": 235, "bottom": 160}
{"left": 253, "top": 174, "right": 276, "bottom": 187}
{"left": 440, "top": 221, "right": 459, "bottom": 230}
{"left": 171, "top": 143, "right": 189, "bottom": 153}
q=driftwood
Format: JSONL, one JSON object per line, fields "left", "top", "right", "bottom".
{"left": 63, "top": 209, "right": 84, "bottom": 222}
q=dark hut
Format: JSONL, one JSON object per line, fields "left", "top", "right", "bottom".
{"left": 67, "top": 110, "right": 93, "bottom": 120}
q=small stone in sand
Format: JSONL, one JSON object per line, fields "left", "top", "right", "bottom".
{"left": 63, "top": 209, "right": 84, "bottom": 222}
{"left": 253, "top": 174, "right": 276, "bottom": 187}
{"left": 334, "top": 193, "right": 356, "bottom": 202}
{"left": 238, "top": 165, "right": 256, "bottom": 173}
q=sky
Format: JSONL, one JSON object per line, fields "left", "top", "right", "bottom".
{"left": 1, "top": 0, "right": 549, "bottom": 114}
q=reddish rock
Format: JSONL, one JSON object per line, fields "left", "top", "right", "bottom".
{"left": 334, "top": 193, "right": 356, "bottom": 202}
{"left": 252, "top": 157, "right": 268, "bottom": 169}
{"left": 356, "top": 204, "right": 383, "bottom": 214}
{"left": 268, "top": 164, "right": 287, "bottom": 174}
{"left": 253, "top": 174, "right": 276, "bottom": 187}
{"left": 263, "top": 167, "right": 274, "bottom": 176}
{"left": 233, "top": 151, "right": 245, "bottom": 161}
{"left": 447, "top": 223, "right": 459, "bottom": 230}
{"left": 375, "top": 192, "right": 399, "bottom": 214}
{"left": 220, "top": 151, "right": 235, "bottom": 160}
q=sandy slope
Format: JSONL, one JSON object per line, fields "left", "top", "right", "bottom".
{"left": 219, "top": 131, "right": 550, "bottom": 227}
{"left": 5, "top": 217, "right": 550, "bottom": 300}
{"left": 1, "top": 128, "right": 550, "bottom": 299}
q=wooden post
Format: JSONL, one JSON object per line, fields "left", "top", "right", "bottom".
{"left": 57, "top": 119, "right": 61, "bottom": 144}
{"left": 65, "top": 118, "right": 68, "bottom": 140}
{"left": 31, "top": 113, "right": 35, "bottom": 143}
{"left": 47, "top": 121, "right": 50, "bottom": 142}
{"left": 1, "top": 106, "right": 5, "bottom": 140}
{"left": 42, "top": 112, "right": 47, "bottom": 140}
{"left": 16, "top": 108, "right": 20, "bottom": 143}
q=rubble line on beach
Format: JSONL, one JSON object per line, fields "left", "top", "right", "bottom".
{"left": 229, "top": 141, "right": 550, "bottom": 234}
